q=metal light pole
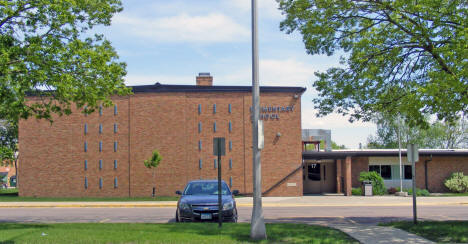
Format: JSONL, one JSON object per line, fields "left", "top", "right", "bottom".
{"left": 398, "top": 115, "right": 403, "bottom": 192}
{"left": 250, "top": 0, "right": 267, "bottom": 240}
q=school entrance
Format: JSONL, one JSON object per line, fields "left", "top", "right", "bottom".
{"left": 303, "top": 160, "right": 337, "bottom": 194}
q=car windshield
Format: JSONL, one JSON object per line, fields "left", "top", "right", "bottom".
{"left": 183, "top": 182, "right": 231, "bottom": 195}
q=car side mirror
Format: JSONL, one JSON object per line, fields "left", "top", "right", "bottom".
{"left": 175, "top": 190, "right": 182, "bottom": 195}
{"left": 232, "top": 190, "right": 239, "bottom": 196}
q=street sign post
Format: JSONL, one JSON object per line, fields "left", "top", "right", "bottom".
{"left": 407, "top": 143, "right": 419, "bottom": 224}
{"left": 213, "top": 137, "right": 225, "bottom": 227}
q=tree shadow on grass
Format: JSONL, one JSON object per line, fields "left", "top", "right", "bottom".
{"left": 157, "top": 222, "right": 358, "bottom": 243}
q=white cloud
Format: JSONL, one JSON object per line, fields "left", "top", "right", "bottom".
{"left": 113, "top": 13, "right": 249, "bottom": 43}
{"left": 225, "top": 0, "right": 282, "bottom": 19}
{"left": 218, "top": 58, "right": 315, "bottom": 88}
{"left": 124, "top": 74, "right": 194, "bottom": 86}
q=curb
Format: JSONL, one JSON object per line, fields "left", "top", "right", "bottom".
{"left": 0, "top": 202, "right": 466, "bottom": 208}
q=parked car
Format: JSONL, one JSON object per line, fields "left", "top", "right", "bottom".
{"left": 175, "top": 180, "right": 239, "bottom": 222}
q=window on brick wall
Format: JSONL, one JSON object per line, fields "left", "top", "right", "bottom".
{"left": 114, "top": 160, "right": 118, "bottom": 169}
{"left": 99, "top": 105, "right": 103, "bottom": 116}
{"left": 84, "top": 177, "right": 88, "bottom": 189}
{"left": 84, "top": 142, "right": 88, "bottom": 152}
{"left": 229, "top": 121, "right": 232, "bottom": 132}
{"left": 84, "top": 124, "right": 88, "bottom": 135}
{"left": 114, "top": 141, "right": 118, "bottom": 152}
{"left": 228, "top": 104, "right": 232, "bottom": 113}
{"left": 114, "top": 105, "right": 118, "bottom": 115}
{"left": 199, "top": 159, "right": 202, "bottom": 169}
{"left": 213, "top": 104, "right": 216, "bottom": 114}
{"left": 99, "top": 177, "right": 103, "bottom": 189}
{"left": 229, "top": 140, "right": 232, "bottom": 151}
{"left": 99, "top": 124, "right": 103, "bottom": 134}
{"left": 198, "top": 104, "right": 202, "bottom": 114}
{"left": 99, "top": 159, "right": 103, "bottom": 170}
{"left": 213, "top": 122, "right": 217, "bottom": 132}
{"left": 198, "top": 122, "right": 202, "bottom": 133}
{"left": 230, "top": 176, "right": 233, "bottom": 187}
{"left": 114, "top": 123, "right": 118, "bottom": 133}
{"left": 214, "top": 158, "right": 217, "bottom": 169}
{"left": 229, "top": 158, "right": 232, "bottom": 169}
{"left": 99, "top": 141, "right": 102, "bottom": 152}
{"left": 84, "top": 160, "right": 88, "bottom": 170}
{"left": 114, "top": 177, "right": 118, "bottom": 188}
{"left": 198, "top": 140, "right": 202, "bottom": 151}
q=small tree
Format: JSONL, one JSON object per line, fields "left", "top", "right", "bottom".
{"left": 144, "top": 150, "right": 162, "bottom": 197}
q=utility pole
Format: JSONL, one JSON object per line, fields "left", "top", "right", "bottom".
{"left": 250, "top": 0, "right": 267, "bottom": 240}
{"left": 398, "top": 115, "right": 403, "bottom": 192}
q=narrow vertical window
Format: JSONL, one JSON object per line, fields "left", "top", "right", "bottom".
{"left": 84, "top": 142, "right": 88, "bottom": 152}
{"left": 114, "top": 123, "right": 118, "bottom": 133}
{"left": 84, "top": 106, "right": 88, "bottom": 117}
{"left": 230, "top": 176, "right": 233, "bottom": 188}
{"left": 114, "top": 141, "right": 118, "bottom": 152}
{"left": 213, "top": 122, "right": 217, "bottom": 132}
{"left": 199, "top": 159, "right": 202, "bottom": 169}
{"left": 198, "top": 122, "right": 202, "bottom": 133}
{"left": 99, "top": 105, "right": 103, "bottom": 116}
{"left": 99, "top": 159, "right": 103, "bottom": 170}
{"left": 99, "top": 124, "right": 103, "bottom": 134}
{"left": 213, "top": 104, "right": 216, "bottom": 114}
{"left": 114, "top": 104, "right": 118, "bottom": 115}
{"left": 84, "top": 160, "right": 88, "bottom": 170}
{"left": 229, "top": 158, "right": 233, "bottom": 169}
{"left": 99, "top": 177, "right": 103, "bottom": 189}
{"left": 114, "top": 160, "right": 117, "bottom": 169}
{"left": 228, "top": 104, "right": 232, "bottom": 113}
{"left": 84, "top": 177, "right": 88, "bottom": 189}
{"left": 214, "top": 159, "right": 217, "bottom": 169}
{"left": 229, "top": 140, "right": 232, "bottom": 151}
{"left": 198, "top": 140, "right": 202, "bottom": 151}
{"left": 229, "top": 121, "right": 232, "bottom": 132}
{"left": 84, "top": 124, "right": 88, "bottom": 135}
{"left": 114, "top": 177, "right": 118, "bottom": 188}
{"left": 99, "top": 141, "right": 102, "bottom": 152}
{"left": 198, "top": 104, "right": 202, "bottom": 114}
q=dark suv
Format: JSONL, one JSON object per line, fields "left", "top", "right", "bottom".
{"left": 175, "top": 180, "right": 239, "bottom": 222}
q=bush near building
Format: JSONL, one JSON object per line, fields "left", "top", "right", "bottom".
{"left": 444, "top": 172, "right": 468, "bottom": 193}
{"left": 359, "top": 171, "right": 386, "bottom": 195}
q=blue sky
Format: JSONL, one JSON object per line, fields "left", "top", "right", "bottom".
{"left": 98, "top": 0, "right": 376, "bottom": 148}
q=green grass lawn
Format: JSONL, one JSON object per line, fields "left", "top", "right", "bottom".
{"left": 0, "top": 223, "right": 358, "bottom": 243}
{"left": 381, "top": 221, "right": 468, "bottom": 243}
{"left": 431, "top": 192, "right": 468, "bottom": 197}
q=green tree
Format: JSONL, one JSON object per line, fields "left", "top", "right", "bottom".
{"left": 279, "top": 0, "right": 467, "bottom": 127}
{"left": 144, "top": 150, "right": 162, "bottom": 197}
{"left": 0, "top": 0, "right": 130, "bottom": 122}
{"left": 367, "top": 114, "right": 468, "bottom": 149}
{"left": 0, "top": 120, "right": 17, "bottom": 165}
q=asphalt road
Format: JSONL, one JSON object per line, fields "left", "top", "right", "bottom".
{"left": 1, "top": 205, "right": 467, "bottom": 225}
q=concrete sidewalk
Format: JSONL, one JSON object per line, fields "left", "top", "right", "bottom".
{"left": 0, "top": 195, "right": 467, "bottom": 208}
{"left": 330, "top": 224, "right": 435, "bottom": 244}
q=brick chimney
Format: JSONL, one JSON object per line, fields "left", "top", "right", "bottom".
{"left": 196, "top": 72, "right": 213, "bottom": 86}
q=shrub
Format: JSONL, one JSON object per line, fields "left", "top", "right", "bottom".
{"left": 444, "top": 172, "right": 468, "bottom": 193}
{"left": 396, "top": 187, "right": 431, "bottom": 196}
{"left": 359, "top": 171, "right": 386, "bottom": 195}
{"left": 387, "top": 187, "right": 398, "bottom": 195}
{"left": 351, "top": 187, "right": 362, "bottom": 196}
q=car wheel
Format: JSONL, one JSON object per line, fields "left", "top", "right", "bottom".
{"left": 175, "top": 211, "right": 180, "bottom": 222}
{"left": 232, "top": 209, "right": 238, "bottom": 223}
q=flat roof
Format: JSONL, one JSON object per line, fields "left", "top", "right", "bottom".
{"left": 131, "top": 83, "right": 307, "bottom": 93}
{"left": 303, "top": 149, "right": 468, "bottom": 159}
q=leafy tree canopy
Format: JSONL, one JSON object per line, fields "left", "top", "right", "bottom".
{"left": 367, "top": 113, "right": 468, "bottom": 149}
{"left": 279, "top": 0, "right": 467, "bottom": 127}
{"left": 0, "top": 120, "right": 17, "bottom": 165}
{"left": 0, "top": 0, "right": 130, "bottom": 122}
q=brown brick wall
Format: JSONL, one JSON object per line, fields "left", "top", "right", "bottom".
{"left": 19, "top": 90, "right": 303, "bottom": 197}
